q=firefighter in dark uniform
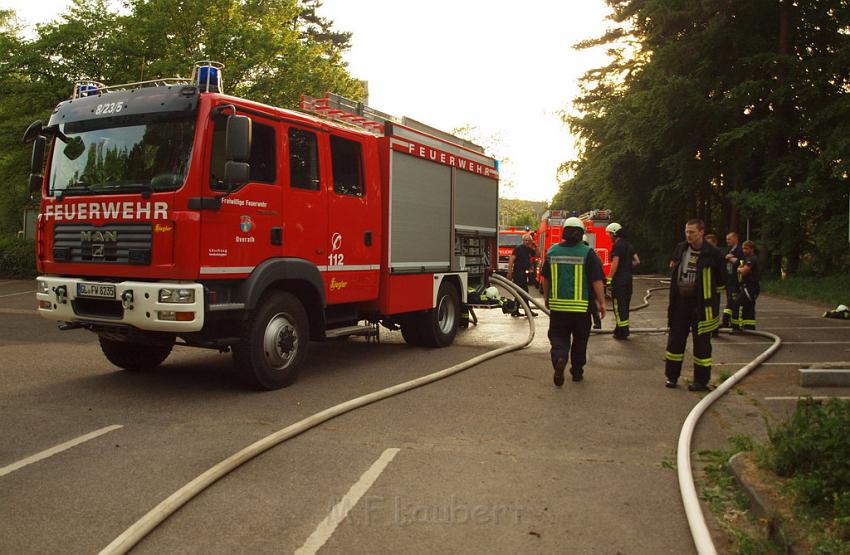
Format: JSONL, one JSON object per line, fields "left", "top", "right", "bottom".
{"left": 541, "top": 217, "right": 606, "bottom": 386}
{"left": 605, "top": 222, "right": 640, "bottom": 339}
{"left": 735, "top": 240, "right": 760, "bottom": 330}
{"left": 665, "top": 219, "right": 725, "bottom": 391}
{"left": 507, "top": 233, "right": 538, "bottom": 317}
{"left": 721, "top": 232, "right": 744, "bottom": 328}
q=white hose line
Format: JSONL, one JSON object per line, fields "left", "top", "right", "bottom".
{"left": 503, "top": 275, "right": 783, "bottom": 554}
{"left": 100, "top": 280, "right": 537, "bottom": 555}
{"left": 677, "top": 329, "right": 782, "bottom": 555}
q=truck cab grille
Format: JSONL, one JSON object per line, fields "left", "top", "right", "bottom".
{"left": 54, "top": 223, "right": 152, "bottom": 265}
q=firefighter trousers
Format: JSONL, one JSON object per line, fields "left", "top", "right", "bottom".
{"left": 736, "top": 294, "right": 757, "bottom": 330}
{"left": 665, "top": 297, "right": 712, "bottom": 386}
{"left": 548, "top": 311, "right": 591, "bottom": 377}
{"left": 612, "top": 279, "right": 632, "bottom": 338}
{"left": 723, "top": 283, "right": 738, "bottom": 326}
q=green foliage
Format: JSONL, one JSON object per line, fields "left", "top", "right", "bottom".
{"left": 0, "top": 0, "right": 363, "bottom": 232}
{"left": 559, "top": 0, "right": 850, "bottom": 276}
{"left": 499, "top": 198, "right": 547, "bottom": 229}
{"left": 0, "top": 235, "right": 36, "bottom": 278}
{"left": 765, "top": 399, "right": 850, "bottom": 528}
{"left": 761, "top": 274, "right": 850, "bottom": 306}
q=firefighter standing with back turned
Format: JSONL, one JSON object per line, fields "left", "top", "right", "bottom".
{"left": 664, "top": 219, "right": 725, "bottom": 391}
{"left": 605, "top": 222, "right": 640, "bottom": 339}
{"left": 541, "top": 217, "right": 606, "bottom": 386}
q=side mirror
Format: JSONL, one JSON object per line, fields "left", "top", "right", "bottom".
{"left": 31, "top": 136, "right": 46, "bottom": 173}
{"left": 224, "top": 161, "right": 250, "bottom": 189}
{"left": 225, "top": 115, "right": 252, "bottom": 162}
{"left": 22, "top": 120, "right": 43, "bottom": 144}
{"left": 29, "top": 136, "right": 46, "bottom": 194}
{"left": 63, "top": 136, "right": 85, "bottom": 161}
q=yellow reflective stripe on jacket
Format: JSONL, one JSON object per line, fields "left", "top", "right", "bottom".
{"left": 702, "top": 267, "right": 712, "bottom": 300}
{"left": 549, "top": 299, "right": 589, "bottom": 311}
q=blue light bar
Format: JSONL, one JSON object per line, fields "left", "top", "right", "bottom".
{"left": 197, "top": 65, "right": 220, "bottom": 93}
{"left": 78, "top": 84, "right": 99, "bottom": 97}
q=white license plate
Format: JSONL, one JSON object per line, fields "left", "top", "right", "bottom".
{"left": 498, "top": 262, "right": 508, "bottom": 270}
{"left": 77, "top": 283, "right": 116, "bottom": 299}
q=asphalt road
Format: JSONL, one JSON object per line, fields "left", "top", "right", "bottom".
{"left": 1, "top": 277, "right": 848, "bottom": 554}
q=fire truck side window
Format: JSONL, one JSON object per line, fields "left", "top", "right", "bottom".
{"left": 289, "top": 128, "right": 320, "bottom": 190}
{"left": 329, "top": 135, "right": 363, "bottom": 197}
{"left": 210, "top": 118, "right": 276, "bottom": 190}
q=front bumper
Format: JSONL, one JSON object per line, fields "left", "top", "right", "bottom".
{"left": 36, "top": 276, "right": 205, "bottom": 332}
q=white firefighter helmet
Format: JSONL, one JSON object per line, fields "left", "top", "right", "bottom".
{"left": 563, "top": 217, "right": 584, "bottom": 230}
{"left": 605, "top": 222, "right": 622, "bottom": 236}
{"left": 484, "top": 286, "right": 500, "bottom": 300}
{"left": 837, "top": 304, "right": 849, "bottom": 312}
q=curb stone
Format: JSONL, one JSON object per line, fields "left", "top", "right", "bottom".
{"left": 727, "top": 452, "right": 806, "bottom": 555}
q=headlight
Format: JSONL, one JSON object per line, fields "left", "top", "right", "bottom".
{"left": 37, "top": 280, "right": 50, "bottom": 294}
{"left": 159, "top": 288, "right": 195, "bottom": 303}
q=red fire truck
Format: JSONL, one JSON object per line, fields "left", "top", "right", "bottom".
{"left": 534, "top": 209, "right": 614, "bottom": 285}
{"left": 496, "top": 226, "right": 536, "bottom": 282}
{"left": 24, "top": 62, "right": 499, "bottom": 389}
{"left": 579, "top": 209, "right": 614, "bottom": 277}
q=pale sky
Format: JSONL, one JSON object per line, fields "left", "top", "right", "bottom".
{"left": 2, "top": 0, "right": 612, "bottom": 202}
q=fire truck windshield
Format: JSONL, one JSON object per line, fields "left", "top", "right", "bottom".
{"left": 499, "top": 233, "right": 524, "bottom": 247}
{"left": 47, "top": 115, "right": 195, "bottom": 197}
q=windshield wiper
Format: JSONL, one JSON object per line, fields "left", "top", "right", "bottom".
{"left": 55, "top": 181, "right": 93, "bottom": 198}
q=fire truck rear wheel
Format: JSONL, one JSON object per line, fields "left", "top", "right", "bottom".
{"left": 422, "top": 281, "right": 461, "bottom": 347}
{"left": 98, "top": 336, "right": 174, "bottom": 371}
{"left": 233, "top": 291, "right": 308, "bottom": 390}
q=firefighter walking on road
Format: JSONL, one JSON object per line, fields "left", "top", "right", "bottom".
{"left": 664, "top": 219, "right": 725, "bottom": 391}
{"left": 541, "top": 217, "right": 606, "bottom": 386}
{"left": 735, "top": 240, "right": 760, "bottom": 330}
{"left": 605, "top": 222, "right": 640, "bottom": 340}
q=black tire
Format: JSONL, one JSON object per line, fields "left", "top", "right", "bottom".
{"left": 419, "top": 281, "right": 461, "bottom": 347}
{"left": 99, "top": 336, "right": 174, "bottom": 371}
{"left": 232, "top": 291, "right": 309, "bottom": 390}
{"left": 400, "top": 318, "right": 424, "bottom": 346}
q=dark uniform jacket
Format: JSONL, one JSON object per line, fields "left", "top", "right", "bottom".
{"left": 668, "top": 240, "right": 725, "bottom": 335}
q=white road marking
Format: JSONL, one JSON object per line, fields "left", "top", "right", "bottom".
{"left": 295, "top": 448, "right": 400, "bottom": 555}
{"left": 765, "top": 396, "right": 850, "bottom": 401}
{"left": 0, "top": 425, "right": 123, "bottom": 477}
{"left": 0, "top": 289, "right": 36, "bottom": 298}
{"left": 720, "top": 341, "right": 850, "bottom": 345}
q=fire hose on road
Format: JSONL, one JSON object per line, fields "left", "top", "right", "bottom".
{"left": 493, "top": 274, "right": 782, "bottom": 555}
{"left": 102, "top": 276, "right": 780, "bottom": 555}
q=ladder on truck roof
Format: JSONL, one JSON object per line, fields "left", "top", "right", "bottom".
{"left": 299, "top": 92, "right": 485, "bottom": 153}
{"left": 579, "top": 209, "right": 612, "bottom": 222}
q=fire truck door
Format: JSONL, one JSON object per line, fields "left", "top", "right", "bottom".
{"left": 199, "top": 115, "right": 283, "bottom": 277}
{"left": 282, "top": 126, "right": 327, "bottom": 270}
{"left": 323, "top": 133, "right": 379, "bottom": 303}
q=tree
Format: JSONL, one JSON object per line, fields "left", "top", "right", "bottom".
{"left": 557, "top": 0, "right": 850, "bottom": 274}
{"left": 0, "top": 0, "right": 364, "bottom": 233}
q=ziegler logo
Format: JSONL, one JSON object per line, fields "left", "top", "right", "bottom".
{"left": 330, "top": 277, "right": 348, "bottom": 291}
{"left": 81, "top": 230, "right": 117, "bottom": 243}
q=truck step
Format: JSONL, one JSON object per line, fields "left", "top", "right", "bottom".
{"left": 325, "top": 325, "right": 376, "bottom": 339}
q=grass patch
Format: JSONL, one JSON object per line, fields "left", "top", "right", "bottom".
{"left": 761, "top": 398, "right": 850, "bottom": 550}
{"left": 0, "top": 234, "right": 36, "bottom": 278}
{"left": 698, "top": 434, "right": 781, "bottom": 554}
{"left": 761, "top": 274, "right": 850, "bottom": 306}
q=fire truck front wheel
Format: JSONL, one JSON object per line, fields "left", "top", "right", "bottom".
{"left": 233, "top": 291, "right": 308, "bottom": 390}
{"left": 98, "top": 336, "right": 174, "bottom": 371}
